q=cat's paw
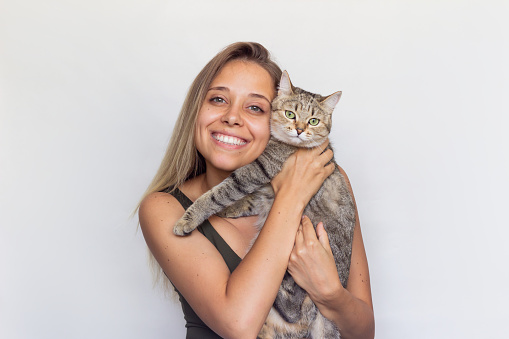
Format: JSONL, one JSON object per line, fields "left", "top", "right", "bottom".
{"left": 173, "top": 216, "right": 197, "bottom": 236}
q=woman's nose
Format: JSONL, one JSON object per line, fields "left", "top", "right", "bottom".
{"left": 221, "top": 105, "right": 243, "bottom": 126}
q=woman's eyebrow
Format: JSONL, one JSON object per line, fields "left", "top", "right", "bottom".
{"left": 208, "top": 86, "right": 229, "bottom": 92}
{"left": 249, "top": 93, "right": 271, "bottom": 103}
{"left": 208, "top": 87, "right": 270, "bottom": 103}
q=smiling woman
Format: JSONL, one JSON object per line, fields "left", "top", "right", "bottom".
{"left": 137, "top": 42, "right": 374, "bottom": 339}
{"left": 195, "top": 60, "right": 274, "bottom": 174}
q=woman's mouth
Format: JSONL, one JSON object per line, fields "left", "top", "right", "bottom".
{"left": 212, "top": 133, "right": 248, "bottom": 146}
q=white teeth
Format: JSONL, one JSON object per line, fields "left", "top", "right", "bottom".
{"left": 213, "top": 133, "right": 247, "bottom": 146}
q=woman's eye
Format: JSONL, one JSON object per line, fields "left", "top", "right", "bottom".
{"left": 285, "top": 110, "right": 296, "bottom": 119}
{"left": 211, "top": 97, "right": 226, "bottom": 103}
{"left": 308, "top": 118, "right": 320, "bottom": 126}
{"left": 249, "top": 105, "right": 264, "bottom": 113}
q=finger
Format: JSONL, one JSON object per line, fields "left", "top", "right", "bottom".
{"left": 319, "top": 149, "right": 334, "bottom": 164}
{"left": 318, "top": 138, "right": 330, "bottom": 152}
{"left": 324, "top": 162, "right": 336, "bottom": 177}
{"left": 316, "top": 222, "right": 333, "bottom": 254}
{"left": 301, "top": 215, "right": 318, "bottom": 243}
{"left": 310, "top": 139, "right": 329, "bottom": 155}
{"left": 295, "top": 218, "right": 305, "bottom": 245}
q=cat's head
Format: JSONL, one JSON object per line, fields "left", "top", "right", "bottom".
{"left": 270, "top": 71, "right": 341, "bottom": 148}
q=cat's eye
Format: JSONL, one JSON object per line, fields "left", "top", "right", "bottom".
{"left": 308, "top": 118, "right": 320, "bottom": 126}
{"left": 285, "top": 110, "right": 296, "bottom": 119}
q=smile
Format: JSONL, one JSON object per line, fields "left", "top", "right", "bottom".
{"left": 212, "top": 133, "right": 248, "bottom": 146}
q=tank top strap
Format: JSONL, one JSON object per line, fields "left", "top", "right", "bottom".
{"left": 165, "top": 186, "right": 193, "bottom": 210}
{"left": 165, "top": 186, "right": 242, "bottom": 273}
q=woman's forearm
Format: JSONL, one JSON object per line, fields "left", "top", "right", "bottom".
{"left": 316, "top": 285, "right": 375, "bottom": 339}
{"left": 223, "top": 189, "right": 305, "bottom": 336}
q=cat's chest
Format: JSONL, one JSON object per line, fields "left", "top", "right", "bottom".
{"left": 208, "top": 215, "right": 259, "bottom": 259}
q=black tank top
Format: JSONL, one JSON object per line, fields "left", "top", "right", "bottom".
{"left": 166, "top": 187, "right": 242, "bottom": 339}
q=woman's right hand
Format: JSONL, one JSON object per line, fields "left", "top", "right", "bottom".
{"left": 271, "top": 139, "right": 335, "bottom": 206}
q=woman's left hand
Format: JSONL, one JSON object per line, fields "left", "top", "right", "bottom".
{"left": 287, "top": 216, "right": 344, "bottom": 307}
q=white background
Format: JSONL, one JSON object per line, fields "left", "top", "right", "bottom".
{"left": 1, "top": 1, "right": 508, "bottom": 338}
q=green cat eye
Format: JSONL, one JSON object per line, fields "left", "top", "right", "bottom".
{"left": 285, "top": 110, "right": 296, "bottom": 119}
{"left": 308, "top": 118, "right": 320, "bottom": 126}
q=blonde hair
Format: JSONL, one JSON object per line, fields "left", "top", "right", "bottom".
{"left": 138, "top": 42, "right": 282, "bottom": 295}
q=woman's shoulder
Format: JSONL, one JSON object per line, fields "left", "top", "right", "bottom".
{"left": 140, "top": 190, "right": 182, "bottom": 212}
{"left": 139, "top": 190, "right": 185, "bottom": 234}
{"left": 139, "top": 175, "right": 205, "bottom": 235}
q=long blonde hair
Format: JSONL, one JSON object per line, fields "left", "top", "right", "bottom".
{"left": 141, "top": 42, "right": 282, "bottom": 201}
{"left": 138, "top": 42, "right": 282, "bottom": 294}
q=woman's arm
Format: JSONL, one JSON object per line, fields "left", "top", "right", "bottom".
{"left": 287, "top": 166, "right": 375, "bottom": 339}
{"left": 139, "top": 145, "right": 335, "bottom": 339}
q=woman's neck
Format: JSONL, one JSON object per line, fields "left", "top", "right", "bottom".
{"left": 201, "top": 167, "right": 231, "bottom": 192}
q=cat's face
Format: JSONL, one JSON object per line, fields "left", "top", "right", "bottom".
{"left": 270, "top": 72, "right": 341, "bottom": 148}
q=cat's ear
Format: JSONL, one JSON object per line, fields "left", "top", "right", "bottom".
{"left": 278, "top": 71, "right": 294, "bottom": 96}
{"left": 321, "top": 91, "right": 342, "bottom": 112}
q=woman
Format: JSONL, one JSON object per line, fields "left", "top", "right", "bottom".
{"left": 138, "top": 42, "right": 374, "bottom": 338}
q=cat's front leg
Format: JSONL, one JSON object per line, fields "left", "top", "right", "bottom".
{"left": 216, "top": 193, "right": 259, "bottom": 219}
{"left": 173, "top": 162, "right": 273, "bottom": 235}
{"left": 217, "top": 184, "right": 275, "bottom": 219}
{"left": 173, "top": 189, "right": 219, "bottom": 236}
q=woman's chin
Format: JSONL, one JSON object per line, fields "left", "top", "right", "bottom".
{"left": 206, "top": 156, "right": 247, "bottom": 174}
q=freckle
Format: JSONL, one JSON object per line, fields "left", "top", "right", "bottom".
{"left": 362, "top": 280, "right": 364, "bottom": 282}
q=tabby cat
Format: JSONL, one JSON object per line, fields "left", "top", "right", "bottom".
{"left": 173, "top": 71, "right": 355, "bottom": 339}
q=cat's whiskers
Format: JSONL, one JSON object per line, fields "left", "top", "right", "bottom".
{"left": 307, "top": 133, "right": 323, "bottom": 149}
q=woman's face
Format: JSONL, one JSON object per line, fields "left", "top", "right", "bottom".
{"left": 195, "top": 60, "right": 275, "bottom": 174}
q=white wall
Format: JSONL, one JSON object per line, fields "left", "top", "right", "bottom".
{"left": 1, "top": 1, "right": 508, "bottom": 338}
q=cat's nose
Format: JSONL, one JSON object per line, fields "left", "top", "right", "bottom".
{"left": 296, "top": 128, "right": 303, "bottom": 135}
